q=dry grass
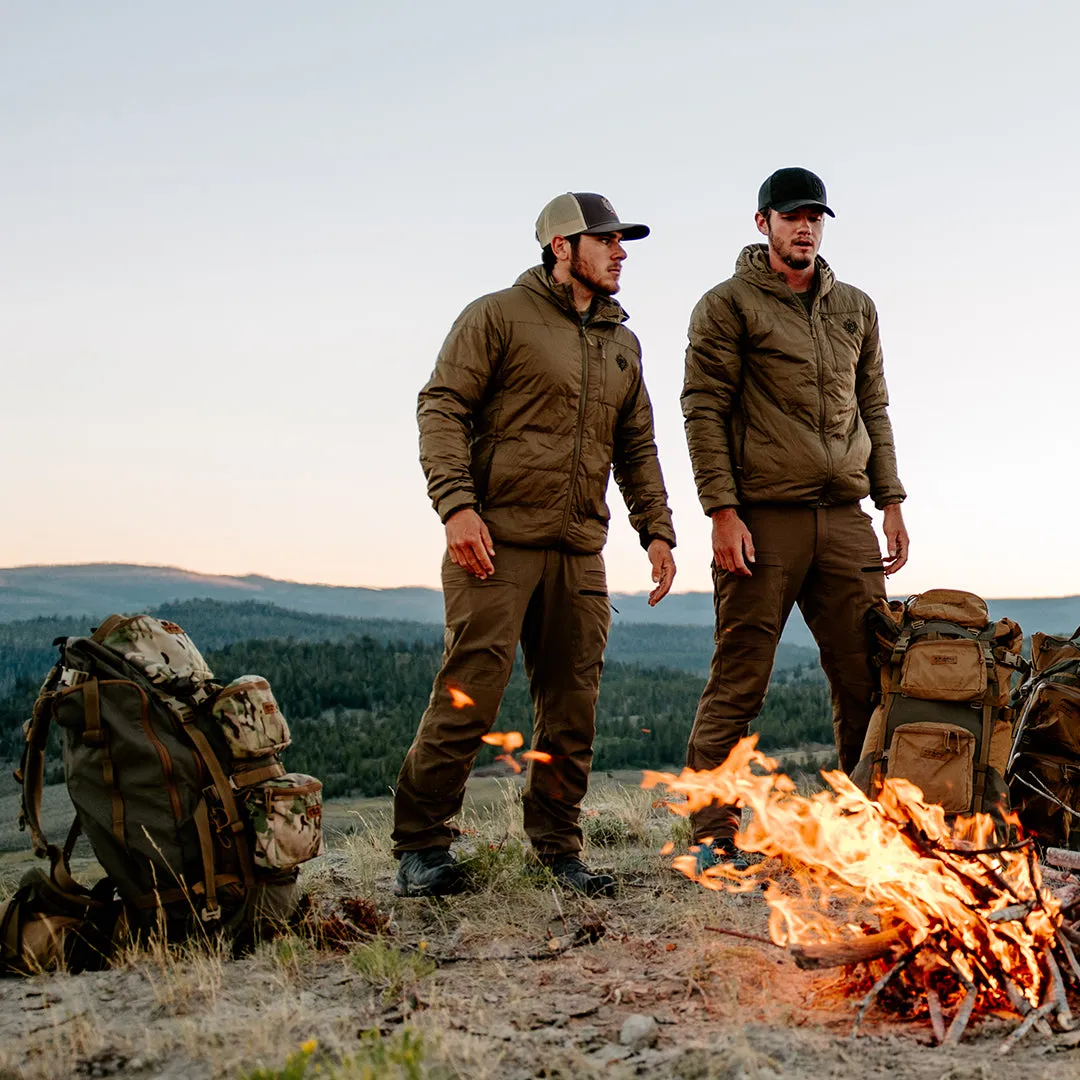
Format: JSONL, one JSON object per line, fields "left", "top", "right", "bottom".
{"left": 0, "top": 771, "right": 1069, "bottom": 1080}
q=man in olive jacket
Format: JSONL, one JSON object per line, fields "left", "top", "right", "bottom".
{"left": 394, "top": 192, "right": 677, "bottom": 898}
{"left": 681, "top": 167, "right": 909, "bottom": 856}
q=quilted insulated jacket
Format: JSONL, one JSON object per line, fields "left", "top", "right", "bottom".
{"left": 418, "top": 267, "right": 676, "bottom": 554}
{"left": 682, "top": 245, "right": 906, "bottom": 512}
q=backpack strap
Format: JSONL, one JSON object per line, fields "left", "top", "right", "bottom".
{"left": 20, "top": 681, "right": 60, "bottom": 865}
{"left": 90, "top": 614, "right": 129, "bottom": 643}
{"left": 891, "top": 628, "right": 912, "bottom": 661}
{"left": 232, "top": 762, "right": 287, "bottom": 788}
{"left": 972, "top": 641, "right": 998, "bottom": 812}
{"left": 81, "top": 678, "right": 126, "bottom": 845}
{"left": 19, "top": 688, "right": 104, "bottom": 900}
{"left": 192, "top": 801, "right": 221, "bottom": 922}
{"left": 168, "top": 707, "right": 255, "bottom": 891}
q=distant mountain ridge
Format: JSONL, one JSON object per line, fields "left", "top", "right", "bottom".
{"left": 2, "top": 563, "right": 1079, "bottom": 645}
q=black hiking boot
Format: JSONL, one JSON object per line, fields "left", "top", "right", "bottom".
{"left": 546, "top": 855, "right": 616, "bottom": 898}
{"left": 394, "top": 847, "right": 464, "bottom": 898}
{"left": 694, "top": 841, "right": 750, "bottom": 874}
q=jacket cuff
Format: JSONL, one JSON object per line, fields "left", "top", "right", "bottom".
{"left": 874, "top": 495, "right": 906, "bottom": 510}
{"left": 704, "top": 501, "right": 740, "bottom": 516}
{"left": 436, "top": 492, "right": 478, "bottom": 524}
{"left": 640, "top": 529, "right": 676, "bottom": 551}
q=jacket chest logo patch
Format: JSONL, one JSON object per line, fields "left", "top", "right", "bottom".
{"left": 615, "top": 354, "right": 628, "bottom": 372}
{"left": 843, "top": 319, "right": 858, "bottom": 335}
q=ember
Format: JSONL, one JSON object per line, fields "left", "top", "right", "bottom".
{"left": 447, "top": 686, "right": 475, "bottom": 709}
{"left": 481, "top": 730, "right": 552, "bottom": 773}
{"left": 643, "top": 736, "right": 1080, "bottom": 1049}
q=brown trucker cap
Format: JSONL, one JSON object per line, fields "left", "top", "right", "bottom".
{"left": 535, "top": 192, "right": 650, "bottom": 248}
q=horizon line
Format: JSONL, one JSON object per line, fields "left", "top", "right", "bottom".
{"left": 0, "top": 561, "right": 1077, "bottom": 603}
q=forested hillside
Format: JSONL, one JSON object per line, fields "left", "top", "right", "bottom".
{"left": 0, "top": 633, "right": 832, "bottom": 798}
{"left": 0, "top": 598, "right": 818, "bottom": 695}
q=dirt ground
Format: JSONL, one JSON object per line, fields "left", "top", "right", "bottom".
{"left": 1, "top": 779, "right": 1078, "bottom": 1080}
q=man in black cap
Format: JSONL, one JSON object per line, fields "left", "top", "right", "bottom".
{"left": 393, "top": 193, "right": 677, "bottom": 897}
{"left": 681, "top": 167, "right": 909, "bottom": 861}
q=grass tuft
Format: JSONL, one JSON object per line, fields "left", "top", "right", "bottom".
{"left": 348, "top": 937, "right": 436, "bottom": 1002}
{"left": 237, "top": 1030, "right": 434, "bottom": 1080}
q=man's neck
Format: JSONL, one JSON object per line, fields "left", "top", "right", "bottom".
{"left": 767, "top": 247, "right": 816, "bottom": 293}
{"left": 551, "top": 267, "right": 596, "bottom": 313}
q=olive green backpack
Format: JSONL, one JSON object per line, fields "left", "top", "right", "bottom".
{"left": 8, "top": 614, "right": 323, "bottom": 973}
{"left": 851, "top": 589, "right": 1027, "bottom": 817}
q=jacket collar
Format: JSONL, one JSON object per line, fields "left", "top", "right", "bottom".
{"left": 734, "top": 243, "right": 835, "bottom": 302}
{"left": 515, "top": 265, "right": 630, "bottom": 326}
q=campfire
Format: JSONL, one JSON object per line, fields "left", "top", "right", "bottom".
{"left": 643, "top": 737, "right": 1080, "bottom": 1050}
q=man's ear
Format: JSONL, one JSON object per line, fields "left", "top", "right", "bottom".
{"left": 550, "top": 235, "right": 572, "bottom": 263}
{"left": 754, "top": 210, "right": 770, "bottom": 238}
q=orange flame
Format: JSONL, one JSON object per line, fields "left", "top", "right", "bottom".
{"left": 522, "top": 750, "right": 554, "bottom": 763}
{"left": 481, "top": 731, "right": 524, "bottom": 751}
{"left": 643, "top": 736, "right": 1060, "bottom": 1005}
{"left": 480, "top": 730, "right": 552, "bottom": 774}
{"left": 448, "top": 687, "right": 475, "bottom": 709}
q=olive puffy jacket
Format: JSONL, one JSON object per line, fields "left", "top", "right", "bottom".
{"left": 418, "top": 267, "right": 676, "bottom": 554}
{"left": 682, "top": 245, "right": 906, "bottom": 513}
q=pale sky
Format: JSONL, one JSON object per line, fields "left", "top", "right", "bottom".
{"left": 2, "top": 1, "right": 1078, "bottom": 598}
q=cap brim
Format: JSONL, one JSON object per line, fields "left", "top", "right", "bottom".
{"left": 582, "top": 220, "right": 651, "bottom": 240}
{"left": 768, "top": 199, "right": 835, "bottom": 218}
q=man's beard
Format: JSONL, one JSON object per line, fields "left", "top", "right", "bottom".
{"left": 570, "top": 252, "right": 618, "bottom": 296}
{"left": 778, "top": 247, "right": 812, "bottom": 271}
{"left": 768, "top": 226, "right": 813, "bottom": 271}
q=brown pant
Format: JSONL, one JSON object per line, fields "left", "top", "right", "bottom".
{"left": 687, "top": 503, "right": 885, "bottom": 844}
{"left": 392, "top": 545, "right": 610, "bottom": 857}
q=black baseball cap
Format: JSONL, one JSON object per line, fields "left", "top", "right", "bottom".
{"left": 757, "top": 167, "right": 835, "bottom": 217}
{"left": 535, "top": 192, "right": 650, "bottom": 248}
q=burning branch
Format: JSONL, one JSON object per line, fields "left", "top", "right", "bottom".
{"left": 643, "top": 736, "right": 1080, "bottom": 1048}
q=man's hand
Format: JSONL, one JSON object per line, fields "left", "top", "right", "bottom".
{"left": 711, "top": 508, "right": 755, "bottom": 576}
{"left": 647, "top": 539, "right": 676, "bottom": 606}
{"left": 445, "top": 508, "right": 495, "bottom": 579}
{"left": 882, "top": 503, "right": 910, "bottom": 576}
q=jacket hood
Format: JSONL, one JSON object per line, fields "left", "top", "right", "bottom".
{"left": 733, "top": 244, "right": 835, "bottom": 301}
{"left": 515, "top": 265, "right": 630, "bottom": 325}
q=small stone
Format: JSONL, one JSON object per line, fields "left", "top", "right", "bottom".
{"left": 618, "top": 1013, "right": 658, "bottom": 1050}
{"left": 589, "top": 1042, "right": 632, "bottom": 1065}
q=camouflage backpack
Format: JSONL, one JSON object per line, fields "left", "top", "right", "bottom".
{"left": 1006, "top": 626, "right": 1080, "bottom": 848}
{"left": 11, "top": 614, "right": 323, "bottom": 971}
{"left": 851, "top": 589, "right": 1026, "bottom": 817}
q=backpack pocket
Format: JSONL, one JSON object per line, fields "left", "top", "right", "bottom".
{"left": 212, "top": 676, "right": 291, "bottom": 761}
{"left": 242, "top": 774, "right": 324, "bottom": 870}
{"left": 900, "top": 639, "right": 987, "bottom": 702}
{"left": 887, "top": 722, "right": 974, "bottom": 812}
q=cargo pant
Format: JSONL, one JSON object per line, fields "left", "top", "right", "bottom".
{"left": 687, "top": 503, "right": 886, "bottom": 844}
{"left": 392, "top": 544, "right": 610, "bottom": 857}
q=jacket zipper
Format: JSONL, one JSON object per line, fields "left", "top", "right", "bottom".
{"left": 806, "top": 296, "right": 833, "bottom": 494}
{"left": 558, "top": 324, "right": 591, "bottom": 542}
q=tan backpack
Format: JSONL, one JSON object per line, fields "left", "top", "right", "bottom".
{"left": 850, "top": 589, "right": 1026, "bottom": 816}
